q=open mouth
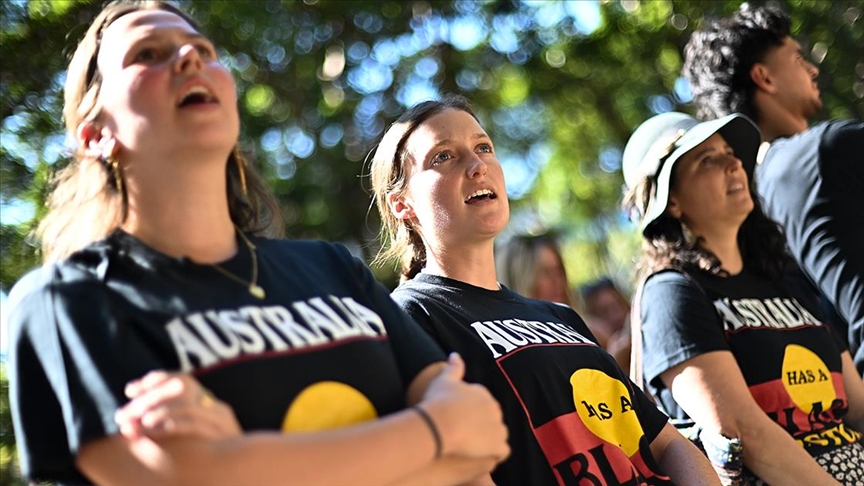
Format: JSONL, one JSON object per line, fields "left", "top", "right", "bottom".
{"left": 465, "top": 188, "right": 497, "bottom": 203}
{"left": 178, "top": 85, "right": 216, "bottom": 107}
{"left": 727, "top": 183, "right": 745, "bottom": 194}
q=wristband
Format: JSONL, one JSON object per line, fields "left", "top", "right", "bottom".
{"left": 413, "top": 405, "right": 442, "bottom": 459}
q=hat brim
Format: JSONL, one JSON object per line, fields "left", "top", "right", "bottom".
{"left": 642, "top": 114, "right": 761, "bottom": 235}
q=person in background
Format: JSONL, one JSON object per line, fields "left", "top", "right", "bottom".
{"left": 495, "top": 233, "right": 576, "bottom": 308}
{"left": 369, "top": 94, "right": 720, "bottom": 485}
{"left": 622, "top": 110, "right": 864, "bottom": 485}
{"left": 7, "top": 1, "right": 509, "bottom": 484}
{"left": 495, "top": 235, "right": 631, "bottom": 370}
{"left": 580, "top": 277, "right": 631, "bottom": 373}
{"left": 683, "top": 3, "right": 864, "bottom": 376}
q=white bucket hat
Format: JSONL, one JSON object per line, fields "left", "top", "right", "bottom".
{"left": 622, "top": 112, "right": 761, "bottom": 235}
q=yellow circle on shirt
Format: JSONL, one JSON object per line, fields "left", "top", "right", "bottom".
{"left": 571, "top": 368, "right": 644, "bottom": 456}
{"left": 282, "top": 381, "right": 378, "bottom": 432}
{"left": 781, "top": 344, "right": 836, "bottom": 412}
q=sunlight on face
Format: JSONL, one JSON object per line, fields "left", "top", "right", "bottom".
{"left": 401, "top": 108, "right": 509, "bottom": 250}
{"left": 94, "top": 9, "right": 239, "bottom": 159}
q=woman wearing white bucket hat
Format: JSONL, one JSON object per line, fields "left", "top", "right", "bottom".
{"left": 623, "top": 112, "right": 864, "bottom": 485}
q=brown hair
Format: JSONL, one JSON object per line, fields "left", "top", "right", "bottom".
{"left": 38, "top": 0, "right": 282, "bottom": 261}
{"left": 368, "top": 94, "right": 479, "bottom": 281}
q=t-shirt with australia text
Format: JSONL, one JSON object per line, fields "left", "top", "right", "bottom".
{"left": 640, "top": 268, "right": 860, "bottom": 457}
{"left": 8, "top": 230, "right": 444, "bottom": 485}
{"left": 393, "top": 273, "right": 672, "bottom": 486}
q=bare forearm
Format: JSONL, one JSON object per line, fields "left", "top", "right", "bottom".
{"left": 738, "top": 420, "right": 839, "bottom": 486}
{"left": 841, "top": 352, "right": 864, "bottom": 433}
{"left": 80, "top": 407, "right": 440, "bottom": 486}
{"left": 94, "top": 359, "right": 508, "bottom": 485}
{"left": 847, "top": 409, "right": 864, "bottom": 435}
{"left": 651, "top": 425, "right": 719, "bottom": 486}
{"left": 663, "top": 353, "right": 841, "bottom": 486}
{"left": 208, "top": 415, "right": 438, "bottom": 486}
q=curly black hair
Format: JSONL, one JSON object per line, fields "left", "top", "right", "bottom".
{"left": 682, "top": 4, "right": 791, "bottom": 122}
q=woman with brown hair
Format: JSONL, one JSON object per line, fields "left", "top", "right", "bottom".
{"left": 367, "top": 94, "right": 719, "bottom": 485}
{"left": 7, "top": 2, "right": 508, "bottom": 484}
{"left": 622, "top": 111, "right": 864, "bottom": 485}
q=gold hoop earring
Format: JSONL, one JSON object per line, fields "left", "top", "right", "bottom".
{"left": 234, "top": 147, "right": 248, "bottom": 198}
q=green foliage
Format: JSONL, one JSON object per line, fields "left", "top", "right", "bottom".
{"left": 0, "top": 0, "right": 861, "bottom": 478}
{"left": 1, "top": 0, "right": 861, "bottom": 295}
{"left": 1, "top": 365, "right": 25, "bottom": 486}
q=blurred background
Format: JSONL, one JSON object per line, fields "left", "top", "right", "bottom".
{"left": 1, "top": 0, "right": 862, "bottom": 481}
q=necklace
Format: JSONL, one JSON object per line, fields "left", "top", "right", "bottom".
{"left": 209, "top": 229, "right": 266, "bottom": 299}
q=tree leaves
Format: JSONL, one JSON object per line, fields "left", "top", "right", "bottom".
{"left": 1, "top": 0, "right": 861, "bottom": 292}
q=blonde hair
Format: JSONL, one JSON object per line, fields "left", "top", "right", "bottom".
{"left": 38, "top": 0, "right": 281, "bottom": 261}
{"left": 496, "top": 233, "right": 575, "bottom": 307}
{"left": 368, "top": 95, "right": 478, "bottom": 280}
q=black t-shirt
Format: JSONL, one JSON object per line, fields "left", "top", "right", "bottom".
{"left": 756, "top": 120, "right": 864, "bottom": 375}
{"left": 8, "top": 230, "right": 445, "bottom": 484}
{"left": 640, "top": 268, "right": 859, "bottom": 457}
{"left": 393, "top": 273, "right": 672, "bottom": 486}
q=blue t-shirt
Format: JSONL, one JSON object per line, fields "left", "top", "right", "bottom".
{"left": 756, "top": 120, "right": 864, "bottom": 374}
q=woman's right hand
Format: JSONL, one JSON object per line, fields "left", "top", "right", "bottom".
{"left": 417, "top": 353, "right": 510, "bottom": 461}
{"left": 114, "top": 371, "right": 242, "bottom": 441}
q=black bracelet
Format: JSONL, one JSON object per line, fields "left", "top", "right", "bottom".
{"left": 413, "top": 405, "right": 442, "bottom": 459}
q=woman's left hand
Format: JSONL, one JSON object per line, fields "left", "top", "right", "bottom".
{"left": 114, "top": 370, "right": 242, "bottom": 441}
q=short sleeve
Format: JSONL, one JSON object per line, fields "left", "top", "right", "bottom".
{"left": 8, "top": 267, "right": 128, "bottom": 484}
{"left": 339, "top": 247, "right": 446, "bottom": 387}
{"left": 391, "top": 291, "right": 445, "bottom": 345}
{"left": 639, "top": 271, "right": 729, "bottom": 390}
{"left": 630, "top": 376, "right": 669, "bottom": 443}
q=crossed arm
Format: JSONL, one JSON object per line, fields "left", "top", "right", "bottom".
{"left": 78, "top": 355, "right": 509, "bottom": 486}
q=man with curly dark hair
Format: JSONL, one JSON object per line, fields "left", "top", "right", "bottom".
{"left": 683, "top": 4, "right": 864, "bottom": 376}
